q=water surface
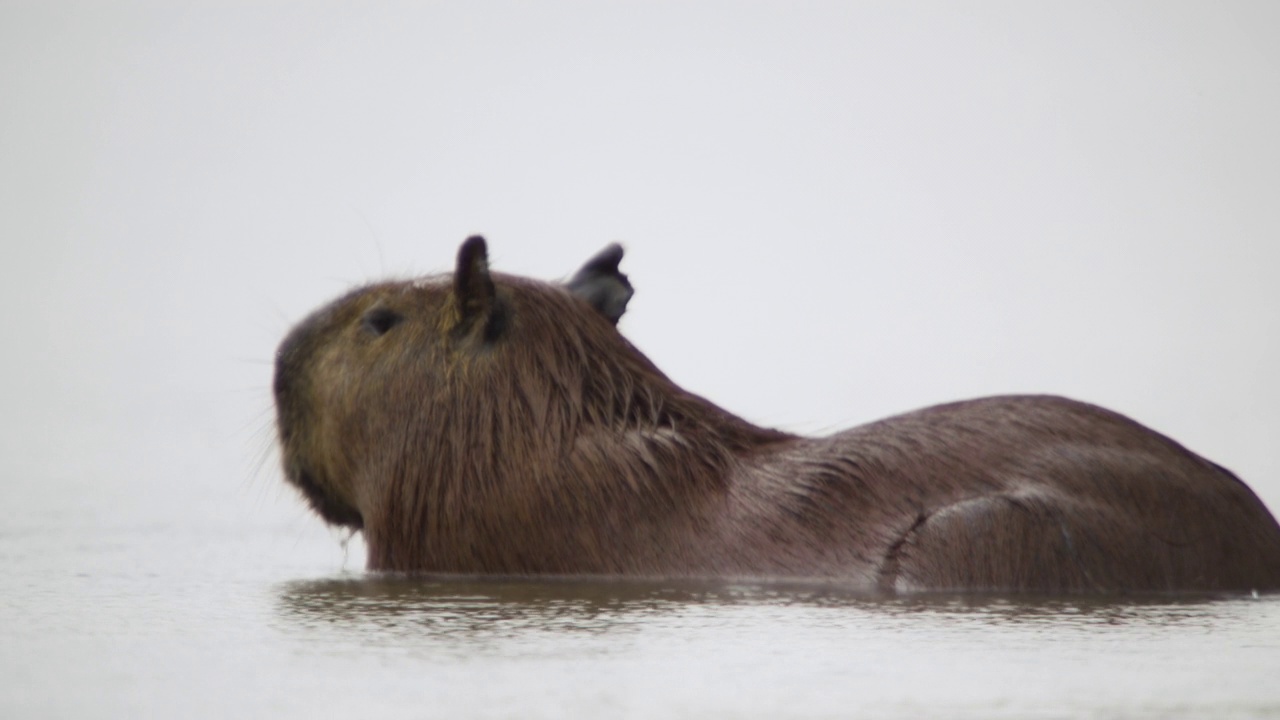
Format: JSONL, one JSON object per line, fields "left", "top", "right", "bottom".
{"left": 4, "top": 522, "right": 1278, "bottom": 719}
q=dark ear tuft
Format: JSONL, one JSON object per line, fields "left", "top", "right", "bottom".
{"left": 566, "top": 243, "right": 633, "bottom": 325}
{"left": 454, "top": 235, "right": 495, "bottom": 326}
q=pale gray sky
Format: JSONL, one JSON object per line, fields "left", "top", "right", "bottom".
{"left": 3, "top": 1, "right": 1278, "bottom": 544}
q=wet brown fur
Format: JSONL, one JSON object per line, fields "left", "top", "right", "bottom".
{"left": 274, "top": 239, "right": 1280, "bottom": 592}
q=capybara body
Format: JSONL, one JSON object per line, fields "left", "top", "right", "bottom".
{"left": 274, "top": 237, "right": 1280, "bottom": 592}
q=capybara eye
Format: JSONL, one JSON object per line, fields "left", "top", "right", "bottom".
{"left": 361, "top": 307, "right": 403, "bottom": 336}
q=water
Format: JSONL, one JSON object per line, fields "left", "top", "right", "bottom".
{"left": 4, "top": 518, "right": 1279, "bottom": 719}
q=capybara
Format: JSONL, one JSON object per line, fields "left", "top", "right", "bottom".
{"left": 274, "top": 236, "right": 1280, "bottom": 592}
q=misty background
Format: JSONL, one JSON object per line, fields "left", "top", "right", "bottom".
{"left": 3, "top": 1, "right": 1278, "bottom": 567}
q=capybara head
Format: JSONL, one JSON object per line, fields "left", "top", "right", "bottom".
{"left": 273, "top": 236, "right": 642, "bottom": 533}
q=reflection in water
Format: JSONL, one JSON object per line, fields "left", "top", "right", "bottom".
{"left": 276, "top": 574, "right": 1246, "bottom": 648}
{"left": 275, "top": 576, "right": 688, "bottom": 644}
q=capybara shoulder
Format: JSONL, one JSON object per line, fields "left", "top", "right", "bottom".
{"left": 275, "top": 236, "right": 1280, "bottom": 592}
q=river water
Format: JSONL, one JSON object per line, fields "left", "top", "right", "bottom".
{"left": 4, "top": 514, "right": 1278, "bottom": 719}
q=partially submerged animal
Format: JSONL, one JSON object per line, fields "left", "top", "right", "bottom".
{"left": 274, "top": 236, "right": 1280, "bottom": 592}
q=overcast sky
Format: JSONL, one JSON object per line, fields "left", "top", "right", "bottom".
{"left": 3, "top": 1, "right": 1278, "bottom": 542}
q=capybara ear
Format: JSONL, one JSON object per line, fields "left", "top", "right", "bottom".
{"left": 566, "top": 243, "right": 633, "bottom": 325}
{"left": 454, "top": 235, "right": 497, "bottom": 330}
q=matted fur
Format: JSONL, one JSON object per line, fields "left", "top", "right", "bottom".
{"left": 274, "top": 238, "right": 1280, "bottom": 592}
